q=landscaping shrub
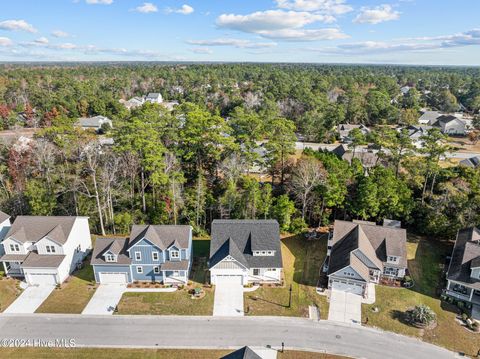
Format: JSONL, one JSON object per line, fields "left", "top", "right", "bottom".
{"left": 407, "top": 305, "right": 437, "bottom": 327}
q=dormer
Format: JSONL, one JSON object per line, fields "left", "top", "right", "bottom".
{"left": 35, "top": 236, "right": 64, "bottom": 255}
{"left": 104, "top": 250, "right": 117, "bottom": 263}
{"left": 252, "top": 250, "right": 275, "bottom": 256}
{"left": 168, "top": 245, "right": 180, "bottom": 261}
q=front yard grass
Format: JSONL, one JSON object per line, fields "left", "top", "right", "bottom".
{"left": 116, "top": 238, "right": 213, "bottom": 315}
{"left": 0, "top": 277, "right": 22, "bottom": 312}
{"left": 362, "top": 234, "right": 480, "bottom": 356}
{"left": 244, "top": 234, "right": 329, "bottom": 318}
{"left": 36, "top": 261, "right": 97, "bottom": 314}
{"left": 0, "top": 348, "right": 349, "bottom": 359}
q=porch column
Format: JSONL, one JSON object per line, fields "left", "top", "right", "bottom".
{"left": 2, "top": 261, "right": 7, "bottom": 275}
{"left": 470, "top": 288, "right": 474, "bottom": 301}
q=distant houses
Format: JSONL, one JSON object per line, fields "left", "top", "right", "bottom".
{"left": 75, "top": 115, "right": 112, "bottom": 133}
{"left": 337, "top": 124, "right": 370, "bottom": 143}
{"left": 460, "top": 156, "right": 480, "bottom": 168}
{"left": 399, "top": 124, "right": 432, "bottom": 148}
{"left": 418, "top": 110, "right": 468, "bottom": 135}
{"left": 120, "top": 92, "right": 178, "bottom": 111}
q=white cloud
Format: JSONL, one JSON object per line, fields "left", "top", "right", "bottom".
{"left": 354, "top": 4, "right": 400, "bottom": 24}
{"left": 190, "top": 47, "right": 213, "bottom": 54}
{"left": 0, "top": 37, "right": 13, "bottom": 46}
{"left": 52, "top": 30, "right": 69, "bottom": 38}
{"left": 85, "top": 0, "right": 113, "bottom": 4}
{"left": 0, "top": 19, "right": 37, "bottom": 33}
{"left": 188, "top": 38, "right": 277, "bottom": 48}
{"left": 275, "top": 0, "right": 353, "bottom": 15}
{"left": 35, "top": 37, "right": 49, "bottom": 44}
{"left": 134, "top": 3, "right": 158, "bottom": 13}
{"left": 166, "top": 4, "right": 194, "bottom": 15}
{"left": 260, "top": 28, "right": 348, "bottom": 41}
{"left": 217, "top": 10, "right": 335, "bottom": 34}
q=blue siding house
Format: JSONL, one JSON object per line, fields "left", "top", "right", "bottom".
{"left": 91, "top": 225, "right": 192, "bottom": 285}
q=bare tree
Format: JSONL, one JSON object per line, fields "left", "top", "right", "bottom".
{"left": 290, "top": 157, "right": 326, "bottom": 220}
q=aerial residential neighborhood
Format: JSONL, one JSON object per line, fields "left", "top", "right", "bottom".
{"left": 1, "top": 1, "right": 480, "bottom": 359}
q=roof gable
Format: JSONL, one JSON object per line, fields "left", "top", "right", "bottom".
{"left": 128, "top": 225, "right": 191, "bottom": 250}
{"left": 5, "top": 216, "right": 76, "bottom": 245}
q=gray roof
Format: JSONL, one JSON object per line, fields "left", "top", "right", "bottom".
{"left": 0, "top": 210, "right": 10, "bottom": 223}
{"left": 460, "top": 156, "right": 480, "bottom": 168}
{"left": 0, "top": 254, "right": 28, "bottom": 262}
{"left": 432, "top": 114, "right": 461, "bottom": 127}
{"left": 209, "top": 220, "right": 282, "bottom": 269}
{"left": 90, "top": 237, "right": 131, "bottom": 265}
{"left": 161, "top": 260, "right": 189, "bottom": 271}
{"left": 4, "top": 216, "right": 77, "bottom": 245}
{"left": 328, "top": 220, "right": 407, "bottom": 277}
{"left": 129, "top": 225, "right": 191, "bottom": 250}
{"left": 146, "top": 93, "right": 162, "bottom": 99}
{"left": 221, "top": 347, "right": 263, "bottom": 359}
{"left": 341, "top": 151, "right": 379, "bottom": 168}
{"left": 447, "top": 227, "right": 480, "bottom": 290}
{"left": 75, "top": 115, "right": 111, "bottom": 128}
{"left": 418, "top": 110, "right": 441, "bottom": 124}
{"left": 21, "top": 252, "right": 66, "bottom": 268}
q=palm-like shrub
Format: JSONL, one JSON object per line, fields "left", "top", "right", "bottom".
{"left": 407, "top": 305, "right": 436, "bottom": 326}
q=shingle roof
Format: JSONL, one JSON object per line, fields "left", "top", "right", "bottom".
{"left": 447, "top": 227, "right": 480, "bottom": 289}
{"left": 209, "top": 220, "right": 282, "bottom": 269}
{"left": 328, "top": 220, "right": 407, "bottom": 277}
{"left": 221, "top": 347, "right": 262, "bottom": 359}
{"left": 90, "top": 237, "right": 131, "bottom": 265}
{"left": 0, "top": 210, "right": 10, "bottom": 224}
{"left": 0, "top": 254, "right": 28, "bottom": 262}
{"left": 5, "top": 216, "right": 77, "bottom": 245}
{"left": 160, "top": 260, "right": 189, "bottom": 271}
{"left": 21, "top": 252, "right": 66, "bottom": 268}
{"left": 128, "top": 225, "right": 191, "bottom": 250}
{"left": 460, "top": 156, "right": 480, "bottom": 168}
{"left": 76, "top": 115, "right": 111, "bottom": 128}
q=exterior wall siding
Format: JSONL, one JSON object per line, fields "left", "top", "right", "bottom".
{"left": 129, "top": 241, "right": 164, "bottom": 265}
{"left": 93, "top": 264, "right": 132, "bottom": 283}
{"left": 131, "top": 264, "right": 163, "bottom": 281}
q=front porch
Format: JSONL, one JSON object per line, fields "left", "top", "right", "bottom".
{"left": 446, "top": 281, "right": 480, "bottom": 305}
{"left": 0, "top": 257, "right": 26, "bottom": 278}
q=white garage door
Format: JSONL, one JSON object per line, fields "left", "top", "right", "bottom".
{"left": 332, "top": 280, "right": 364, "bottom": 295}
{"left": 215, "top": 275, "right": 243, "bottom": 285}
{"left": 28, "top": 274, "right": 58, "bottom": 286}
{"left": 99, "top": 272, "right": 128, "bottom": 284}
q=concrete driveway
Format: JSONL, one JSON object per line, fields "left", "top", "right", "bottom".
{"left": 82, "top": 284, "right": 126, "bottom": 315}
{"left": 4, "top": 285, "right": 55, "bottom": 314}
{"left": 213, "top": 276, "right": 244, "bottom": 316}
{"left": 328, "top": 288, "right": 362, "bottom": 324}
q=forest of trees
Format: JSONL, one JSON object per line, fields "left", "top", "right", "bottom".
{"left": 0, "top": 63, "right": 480, "bottom": 239}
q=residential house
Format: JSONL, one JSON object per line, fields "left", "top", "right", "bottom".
{"left": 445, "top": 227, "right": 480, "bottom": 307}
{"left": 75, "top": 115, "right": 113, "bottom": 132}
{"left": 337, "top": 124, "right": 370, "bottom": 143}
{"left": 0, "top": 211, "right": 11, "bottom": 255}
{"left": 431, "top": 115, "right": 467, "bottom": 135}
{"left": 209, "top": 220, "right": 283, "bottom": 285}
{"left": 0, "top": 216, "right": 91, "bottom": 285}
{"left": 341, "top": 151, "right": 379, "bottom": 170}
{"left": 325, "top": 220, "right": 407, "bottom": 297}
{"left": 91, "top": 224, "right": 192, "bottom": 284}
{"left": 145, "top": 92, "right": 163, "bottom": 104}
{"left": 120, "top": 96, "right": 145, "bottom": 110}
{"left": 399, "top": 124, "right": 432, "bottom": 148}
{"left": 460, "top": 156, "right": 480, "bottom": 168}
{"left": 418, "top": 110, "right": 442, "bottom": 125}
{"left": 221, "top": 346, "right": 276, "bottom": 359}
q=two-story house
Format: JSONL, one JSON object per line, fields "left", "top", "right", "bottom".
{"left": 445, "top": 227, "right": 480, "bottom": 306}
{"left": 0, "top": 215, "right": 92, "bottom": 285}
{"left": 91, "top": 224, "right": 192, "bottom": 284}
{"left": 326, "top": 220, "right": 407, "bottom": 297}
{"left": 209, "top": 219, "right": 283, "bottom": 286}
{"left": 145, "top": 92, "right": 163, "bottom": 104}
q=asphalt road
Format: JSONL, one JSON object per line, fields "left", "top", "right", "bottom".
{"left": 0, "top": 314, "right": 456, "bottom": 359}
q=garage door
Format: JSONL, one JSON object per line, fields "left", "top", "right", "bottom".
{"left": 215, "top": 275, "right": 243, "bottom": 285}
{"left": 99, "top": 272, "right": 128, "bottom": 284}
{"left": 332, "top": 280, "right": 364, "bottom": 295}
{"left": 28, "top": 274, "right": 58, "bottom": 286}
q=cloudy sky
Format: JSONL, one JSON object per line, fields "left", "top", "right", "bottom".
{"left": 0, "top": 0, "right": 479, "bottom": 65}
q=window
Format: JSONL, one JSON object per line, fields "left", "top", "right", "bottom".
{"left": 388, "top": 256, "right": 397, "bottom": 262}
{"left": 261, "top": 251, "right": 266, "bottom": 255}
{"left": 267, "top": 251, "right": 273, "bottom": 255}
{"left": 75, "top": 244, "right": 81, "bottom": 253}
{"left": 9, "top": 244, "right": 20, "bottom": 252}
{"left": 268, "top": 268, "right": 276, "bottom": 271}
{"left": 136, "top": 266, "right": 143, "bottom": 274}
{"left": 154, "top": 266, "right": 160, "bottom": 274}
{"left": 105, "top": 254, "right": 116, "bottom": 262}
{"left": 46, "top": 245, "right": 56, "bottom": 253}
{"left": 170, "top": 250, "right": 179, "bottom": 259}
{"left": 135, "top": 252, "right": 141, "bottom": 261}
{"left": 253, "top": 269, "right": 260, "bottom": 276}
{"left": 152, "top": 252, "right": 159, "bottom": 261}
{"left": 173, "top": 271, "right": 179, "bottom": 276}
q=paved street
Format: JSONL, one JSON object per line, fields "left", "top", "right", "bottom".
{"left": 0, "top": 314, "right": 455, "bottom": 359}
{"left": 4, "top": 285, "right": 55, "bottom": 314}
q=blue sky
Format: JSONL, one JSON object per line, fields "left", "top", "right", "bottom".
{"left": 0, "top": 0, "right": 479, "bottom": 65}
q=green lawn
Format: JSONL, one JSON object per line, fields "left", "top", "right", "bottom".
{"left": 0, "top": 277, "right": 21, "bottom": 312}
{"left": 116, "top": 238, "right": 213, "bottom": 315}
{"left": 36, "top": 261, "right": 97, "bottom": 314}
{"left": 362, "top": 235, "right": 480, "bottom": 356}
{"left": 244, "top": 234, "right": 329, "bottom": 318}
{"left": 0, "top": 348, "right": 348, "bottom": 359}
